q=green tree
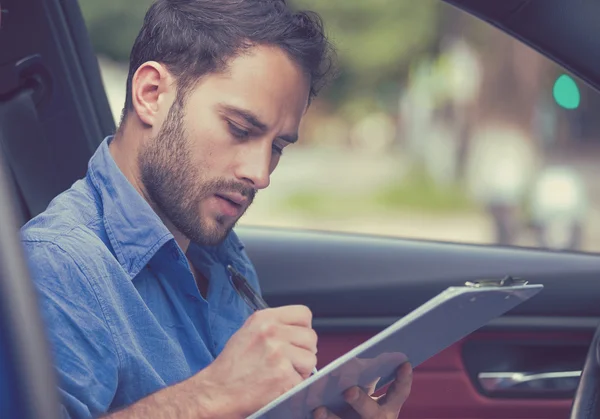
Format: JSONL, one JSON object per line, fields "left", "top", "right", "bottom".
{"left": 78, "top": 0, "right": 153, "bottom": 62}
{"left": 79, "top": 0, "right": 443, "bottom": 116}
{"left": 291, "top": 0, "right": 441, "bottom": 114}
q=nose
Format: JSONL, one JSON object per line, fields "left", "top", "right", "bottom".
{"left": 234, "top": 142, "right": 272, "bottom": 190}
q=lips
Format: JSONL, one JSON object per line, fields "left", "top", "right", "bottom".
{"left": 213, "top": 192, "right": 251, "bottom": 218}
{"left": 215, "top": 192, "right": 248, "bottom": 208}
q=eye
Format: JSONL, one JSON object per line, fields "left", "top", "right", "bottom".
{"left": 227, "top": 120, "right": 250, "bottom": 139}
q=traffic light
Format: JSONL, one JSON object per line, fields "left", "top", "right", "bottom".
{"left": 553, "top": 74, "right": 580, "bottom": 110}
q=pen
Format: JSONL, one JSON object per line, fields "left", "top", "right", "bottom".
{"left": 226, "top": 264, "right": 318, "bottom": 376}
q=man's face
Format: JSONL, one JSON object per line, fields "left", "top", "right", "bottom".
{"left": 138, "top": 46, "right": 310, "bottom": 246}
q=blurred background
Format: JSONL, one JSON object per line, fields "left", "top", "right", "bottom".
{"left": 79, "top": 0, "right": 600, "bottom": 253}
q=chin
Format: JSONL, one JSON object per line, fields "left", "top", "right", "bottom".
{"left": 203, "top": 217, "right": 236, "bottom": 245}
{"left": 216, "top": 212, "right": 242, "bottom": 228}
{"left": 187, "top": 212, "right": 240, "bottom": 246}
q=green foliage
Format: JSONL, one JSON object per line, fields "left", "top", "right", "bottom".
{"left": 78, "top": 0, "right": 442, "bottom": 111}
{"left": 281, "top": 165, "right": 476, "bottom": 217}
{"left": 292, "top": 0, "right": 441, "bottom": 109}
{"left": 293, "top": 1, "right": 439, "bottom": 80}
{"left": 78, "top": 0, "right": 153, "bottom": 62}
{"left": 373, "top": 165, "right": 475, "bottom": 213}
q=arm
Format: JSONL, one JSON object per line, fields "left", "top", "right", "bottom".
{"left": 25, "top": 241, "right": 120, "bottom": 418}
{"left": 105, "top": 305, "right": 319, "bottom": 419}
{"left": 25, "top": 240, "right": 247, "bottom": 419}
{"left": 26, "top": 240, "right": 236, "bottom": 418}
{"left": 102, "top": 369, "right": 231, "bottom": 419}
{"left": 25, "top": 240, "right": 317, "bottom": 418}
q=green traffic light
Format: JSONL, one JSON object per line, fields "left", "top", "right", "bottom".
{"left": 553, "top": 74, "right": 580, "bottom": 109}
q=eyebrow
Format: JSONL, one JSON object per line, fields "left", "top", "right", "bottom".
{"left": 219, "top": 104, "right": 299, "bottom": 144}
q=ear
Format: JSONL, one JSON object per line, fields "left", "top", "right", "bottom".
{"left": 131, "top": 61, "right": 176, "bottom": 127}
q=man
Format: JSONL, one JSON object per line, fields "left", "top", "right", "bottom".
{"left": 22, "top": 1, "right": 412, "bottom": 418}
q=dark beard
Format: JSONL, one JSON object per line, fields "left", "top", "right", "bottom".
{"left": 138, "top": 100, "right": 255, "bottom": 246}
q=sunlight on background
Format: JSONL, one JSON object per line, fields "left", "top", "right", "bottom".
{"left": 80, "top": 0, "right": 600, "bottom": 253}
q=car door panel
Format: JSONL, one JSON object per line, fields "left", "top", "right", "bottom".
{"left": 238, "top": 226, "right": 599, "bottom": 418}
{"left": 312, "top": 331, "right": 590, "bottom": 419}
{"left": 240, "top": 227, "right": 600, "bottom": 317}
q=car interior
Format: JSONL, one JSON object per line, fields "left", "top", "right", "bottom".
{"left": 2, "top": 0, "right": 600, "bottom": 418}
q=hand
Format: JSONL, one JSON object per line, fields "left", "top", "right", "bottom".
{"left": 195, "top": 305, "right": 318, "bottom": 417}
{"left": 305, "top": 352, "right": 407, "bottom": 409}
{"left": 312, "top": 362, "right": 412, "bottom": 419}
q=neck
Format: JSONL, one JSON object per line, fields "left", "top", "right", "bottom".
{"left": 110, "top": 123, "right": 191, "bottom": 253}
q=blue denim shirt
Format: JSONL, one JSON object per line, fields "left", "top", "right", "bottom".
{"left": 21, "top": 137, "right": 259, "bottom": 418}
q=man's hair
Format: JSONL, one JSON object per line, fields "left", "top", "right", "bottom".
{"left": 121, "top": 0, "right": 336, "bottom": 122}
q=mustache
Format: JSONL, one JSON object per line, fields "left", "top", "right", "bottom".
{"left": 209, "top": 179, "right": 256, "bottom": 201}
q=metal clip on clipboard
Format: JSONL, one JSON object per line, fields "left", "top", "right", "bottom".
{"left": 464, "top": 276, "right": 529, "bottom": 288}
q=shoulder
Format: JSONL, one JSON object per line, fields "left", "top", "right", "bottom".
{"left": 20, "top": 190, "right": 123, "bottom": 366}
{"left": 21, "top": 177, "right": 100, "bottom": 241}
{"left": 23, "top": 237, "right": 121, "bottom": 419}
{"left": 21, "top": 178, "right": 117, "bottom": 280}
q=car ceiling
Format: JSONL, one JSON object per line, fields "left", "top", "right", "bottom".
{"left": 442, "top": 0, "right": 600, "bottom": 93}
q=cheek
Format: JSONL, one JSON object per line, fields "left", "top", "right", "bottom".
{"left": 186, "top": 114, "right": 222, "bottom": 152}
{"left": 186, "top": 121, "right": 236, "bottom": 174}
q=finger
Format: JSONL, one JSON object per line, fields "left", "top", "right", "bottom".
{"left": 373, "top": 351, "right": 408, "bottom": 366}
{"left": 306, "top": 374, "right": 332, "bottom": 408}
{"left": 336, "top": 358, "right": 367, "bottom": 390}
{"left": 286, "top": 344, "right": 318, "bottom": 379}
{"left": 312, "top": 406, "right": 340, "bottom": 419}
{"left": 379, "top": 363, "right": 413, "bottom": 413}
{"left": 279, "top": 325, "right": 318, "bottom": 353}
{"left": 344, "top": 386, "right": 380, "bottom": 418}
{"left": 271, "top": 305, "right": 313, "bottom": 327}
{"left": 289, "top": 389, "right": 308, "bottom": 417}
{"left": 362, "top": 352, "right": 407, "bottom": 378}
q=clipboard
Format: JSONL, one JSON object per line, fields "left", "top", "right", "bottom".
{"left": 248, "top": 277, "right": 543, "bottom": 419}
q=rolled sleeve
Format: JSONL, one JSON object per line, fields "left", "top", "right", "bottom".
{"left": 23, "top": 240, "right": 120, "bottom": 418}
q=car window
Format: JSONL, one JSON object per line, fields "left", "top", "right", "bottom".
{"left": 81, "top": 0, "right": 600, "bottom": 253}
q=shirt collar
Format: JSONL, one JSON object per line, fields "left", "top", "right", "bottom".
{"left": 88, "top": 136, "right": 172, "bottom": 278}
{"left": 88, "top": 136, "right": 246, "bottom": 279}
